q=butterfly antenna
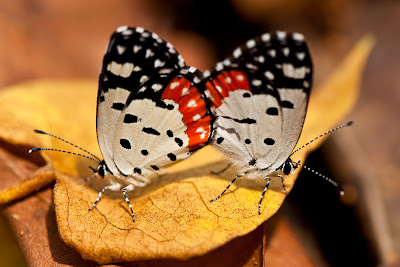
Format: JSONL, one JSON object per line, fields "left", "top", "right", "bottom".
{"left": 31, "top": 129, "right": 101, "bottom": 162}
{"left": 290, "top": 121, "right": 353, "bottom": 156}
{"left": 296, "top": 162, "right": 344, "bottom": 195}
{"left": 29, "top": 147, "right": 100, "bottom": 164}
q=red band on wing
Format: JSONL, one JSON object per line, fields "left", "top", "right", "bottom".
{"left": 161, "top": 77, "right": 211, "bottom": 150}
{"left": 205, "top": 70, "right": 251, "bottom": 108}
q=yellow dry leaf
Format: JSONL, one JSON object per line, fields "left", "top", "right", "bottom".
{"left": 0, "top": 36, "right": 373, "bottom": 264}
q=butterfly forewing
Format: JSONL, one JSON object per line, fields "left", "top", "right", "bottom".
{"left": 97, "top": 27, "right": 183, "bottom": 175}
{"left": 205, "top": 31, "right": 312, "bottom": 173}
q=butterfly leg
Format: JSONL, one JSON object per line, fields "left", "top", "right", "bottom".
{"left": 211, "top": 163, "right": 232, "bottom": 175}
{"left": 89, "top": 183, "right": 122, "bottom": 211}
{"left": 121, "top": 184, "right": 135, "bottom": 222}
{"left": 277, "top": 175, "right": 288, "bottom": 194}
{"left": 258, "top": 177, "right": 272, "bottom": 215}
{"left": 210, "top": 173, "right": 244, "bottom": 202}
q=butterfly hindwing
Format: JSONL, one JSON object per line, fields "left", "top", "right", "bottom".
{"left": 205, "top": 31, "right": 312, "bottom": 174}
{"left": 111, "top": 68, "right": 212, "bottom": 177}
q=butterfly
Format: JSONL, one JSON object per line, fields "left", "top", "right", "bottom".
{"left": 30, "top": 26, "right": 212, "bottom": 222}
{"left": 203, "top": 31, "right": 349, "bottom": 214}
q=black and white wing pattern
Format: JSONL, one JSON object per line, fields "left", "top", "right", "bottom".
{"left": 97, "top": 26, "right": 212, "bottom": 182}
{"left": 204, "top": 31, "right": 312, "bottom": 177}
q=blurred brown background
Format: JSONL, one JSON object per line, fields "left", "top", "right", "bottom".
{"left": 0, "top": 0, "right": 399, "bottom": 266}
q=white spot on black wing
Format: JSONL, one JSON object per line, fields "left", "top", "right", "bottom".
{"left": 141, "top": 31, "right": 150, "bottom": 38}
{"left": 296, "top": 52, "right": 305, "bottom": 60}
{"left": 246, "top": 39, "right": 256, "bottom": 49}
{"left": 282, "top": 47, "right": 290, "bottom": 56}
{"left": 264, "top": 71, "right": 275, "bottom": 80}
{"left": 233, "top": 48, "right": 242, "bottom": 58}
{"left": 135, "top": 27, "right": 144, "bottom": 33}
{"left": 151, "top": 83, "right": 163, "bottom": 92}
{"left": 276, "top": 31, "right": 287, "bottom": 40}
{"left": 261, "top": 33, "right": 271, "bottom": 42}
{"left": 117, "top": 45, "right": 126, "bottom": 55}
{"left": 268, "top": 49, "right": 276, "bottom": 58}
{"left": 246, "top": 63, "right": 258, "bottom": 70}
{"left": 154, "top": 59, "right": 165, "bottom": 68}
{"left": 252, "top": 79, "right": 262, "bottom": 87}
{"left": 145, "top": 49, "right": 154, "bottom": 58}
{"left": 140, "top": 75, "right": 148, "bottom": 84}
{"left": 215, "top": 63, "right": 223, "bottom": 71}
{"left": 292, "top": 32, "right": 304, "bottom": 42}
{"left": 133, "top": 45, "right": 141, "bottom": 53}
{"left": 116, "top": 26, "right": 128, "bottom": 33}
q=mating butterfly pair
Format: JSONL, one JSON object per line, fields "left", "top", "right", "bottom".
{"left": 31, "top": 26, "right": 349, "bottom": 222}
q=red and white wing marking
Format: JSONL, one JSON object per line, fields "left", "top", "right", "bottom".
{"left": 112, "top": 69, "right": 211, "bottom": 179}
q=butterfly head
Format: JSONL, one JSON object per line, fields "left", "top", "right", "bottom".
{"left": 281, "top": 158, "right": 299, "bottom": 176}
{"left": 95, "top": 160, "right": 108, "bottom": 178}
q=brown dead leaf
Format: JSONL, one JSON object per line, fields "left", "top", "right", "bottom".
{"left": 0, "top": 36, "right": 373, "bottom": 264}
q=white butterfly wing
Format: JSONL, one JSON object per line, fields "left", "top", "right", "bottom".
{"left": 205, "top": 31, "right": 312, "bottom": 173}
{"left": 96, "top": 27, "right": 186, "bottom": 176}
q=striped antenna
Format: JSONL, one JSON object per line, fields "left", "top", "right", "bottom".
{"left": 29, "top": 129, "right": 101, "bottom": 164}
{"left": 296, "top": 161, "right": 344, "bottom": 195}
{"left": 290, "top": 121, "right": 353, "bottom": 156}
{"left": 29, "top": 147, "right": 100, "bottom": 164}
